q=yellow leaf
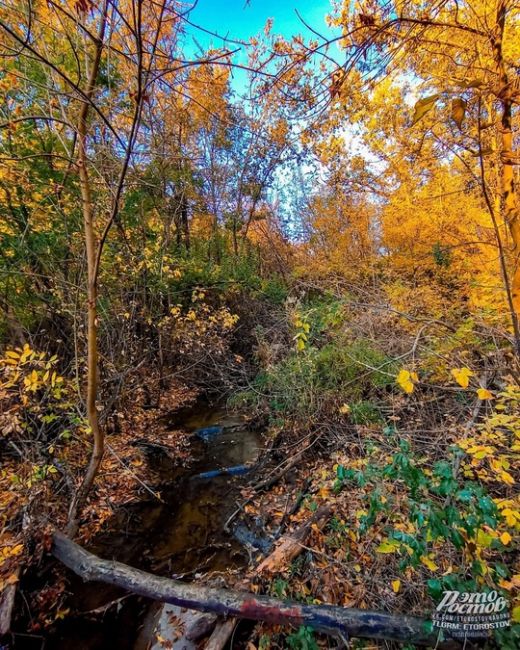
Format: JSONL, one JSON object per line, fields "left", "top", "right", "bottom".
{"left": 23, "top": 370, "right": 40, "bottom": 392}
{"left": 501, "top": 509, "right": 519, "bottom": 527}
{"left": 451, "top": 97, "right": 467, "bottom": 130}
{"left": 500, "top": 532, "right": 512, "bottom": 545}
{"left": 476, "top": 388, "right": 493, "bottom": 400}
{"left": 55, "top": 608, "right": 70, "bottom": 620}
{"left": 338, "top": 403, "right": 351, "bottom": 414}
{"left": 391, "top": 579, "right": 401, "bottom": 593}
{"left": 397, "top": 369, "right": 416, "bottom": 394}
{"left": 420, "top": 555, "right": 438, "bottom": 571}
{"left": 20, "top": 344, "right": 33, "bottom": 363}
{"left": 411, "top": 94, "right": 439, "bottom": 125}
{"left": 499, "top": 470, "right": 515, "bottom": 485}
{"left": 512, "top": 605, "right": 520, "bottom": 623}
{"left": 451, "top": 367, "right": 474, "bottom": 388}
{"left": 9, "top": 544, "right": 23, "bottom": 557}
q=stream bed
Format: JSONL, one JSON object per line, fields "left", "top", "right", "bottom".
{"left": 41, "top": 399, "right": 266, "bottom": 650}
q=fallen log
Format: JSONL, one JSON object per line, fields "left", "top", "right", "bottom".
{"left": 52, "top": 531, "right": 456, "bottom": 647}
{"left": 0, "top": 566, "right": 20, "bottom": 637}
{"left": 255, "top": 505, "right": 331, "bottom": 575}
{"left": 204, "top": 619, "right": 237, "bottom": 650}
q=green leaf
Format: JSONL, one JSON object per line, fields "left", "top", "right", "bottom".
{"left": 422, "top": 620, "right": 434, "bottom": 636}
{"left": 450, "top": 529, "right": 465, "bottom": 549}
{"left": 456, "top": 488, "right": 473, "bottom": 502}
{"left": 494, "top": 563, "right": 509, "bottom": 579}
{"left": 411, "top": 95, "right": 439, "bottom": 126}
{"left": 376, "top": 538, "right": 400, "bottom": 553}
{"left": 427, "top": 578, "right": 442, "bottom": 600}
{"left": 451, "top": 98, "right": 466, "bottom": 130}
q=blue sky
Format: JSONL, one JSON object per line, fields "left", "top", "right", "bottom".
{"left": 183, "top": 1, "right": 338, "bottom": 92}
{"left": 187, "top": 0, "right": 335, "bottom": 46}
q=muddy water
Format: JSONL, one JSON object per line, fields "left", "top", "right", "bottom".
{"left": 44, "top": 400, "right": 265, "bottom": 650}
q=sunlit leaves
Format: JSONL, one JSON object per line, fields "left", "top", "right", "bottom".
{"left": 451, "top": 98, "right": 466, "bottom": 130}
{"left": 411, "top": 95, "right": 439, "bottom": 126}
{"left": 293, "top": 314, "right": 310, "bottom": 353}
{"left": 23, "top": 369, "right": 40, "bottom": 392}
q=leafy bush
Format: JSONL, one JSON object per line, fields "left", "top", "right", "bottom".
{"left": 333, "top": 384, "right": 520, "bottom": 647}
{"left": 243, "top": 335, "right": 395, "bottom": 420}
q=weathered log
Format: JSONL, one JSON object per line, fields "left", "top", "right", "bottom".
{"left": 51, "top": 531, "right": 455, "bottom": 647}
{"left": 204, "top": 619, "right": 237, "bottom": 650}
{"left": 255, "top": 505, "right": 331, "bottom": 575}
{"left": 0, "top": 566, "right": 20, "bottom": 636}
{"left": 150, "top": 604, "right": 217, "bottom": 650}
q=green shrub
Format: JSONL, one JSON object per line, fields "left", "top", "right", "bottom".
{"left": 349, "top": 400, "right": 383, "bottom": 424}
{"left": 243, "top": 338, "right": 394, "bottom": 420}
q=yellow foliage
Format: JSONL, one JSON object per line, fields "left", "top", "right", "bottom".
{"left": 396, "top": 369, "right": 418, "bottom": 394}
{"left": 451, "top": 367, "right": 474, "bottom": 388}
{"left": 420, "top": 555, "right": 439, "bottom": 571}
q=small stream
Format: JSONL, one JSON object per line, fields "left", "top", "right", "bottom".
{"left": 42, "top": 399, "right": 266, "bottom": 650}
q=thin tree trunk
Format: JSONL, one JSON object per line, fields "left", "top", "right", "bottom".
{"left": 495, "top": 1, "right": 520, "bottom": 337}
{"left": 66, "top": 6, "right": 108, "bottom": 536}
{"left": 500, "top": 99, "right": 520, "bottom": 319}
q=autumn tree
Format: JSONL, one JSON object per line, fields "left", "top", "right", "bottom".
{"left": 322, "top": 0, "right": 520, "bottom": 336}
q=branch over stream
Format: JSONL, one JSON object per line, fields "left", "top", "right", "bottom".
{"left": 52, "top": 532, "right": 458, "bottom": 647}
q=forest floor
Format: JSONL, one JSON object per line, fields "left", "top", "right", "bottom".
{"left": 3, "top": 292, "right": 520, "bottom": 650}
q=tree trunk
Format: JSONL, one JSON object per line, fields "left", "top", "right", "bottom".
{"left": 66, "top": 6, "right": 108, "bottom": 537}
{"left": 52, "top": 531, "right": 458, "bottom": 647}
{"left": 495, "top": 1, "right": 520, "bottom": 335}
{"left": 500, "top": 98, "right": 520, "bottom": 319}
